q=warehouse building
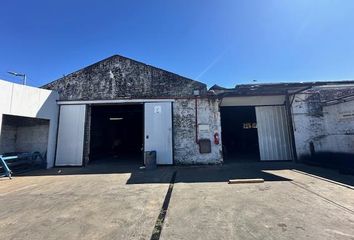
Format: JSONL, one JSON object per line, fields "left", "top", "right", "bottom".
{"left": 43, "top": 55, "right": 222, "bottom": 167}
{"left": 42, "top": 55, "right": 354, "bottom": 170}
{"left": 1, "top": 54, "right": 353, "bottom": 172}
{"left": 212, "top": 82, "right": 354, "bottom": 172}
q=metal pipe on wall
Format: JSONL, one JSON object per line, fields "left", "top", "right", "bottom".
{"left": 195, "top": 97, "right": 198, "bottom": 143}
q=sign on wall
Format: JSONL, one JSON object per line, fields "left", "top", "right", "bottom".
{"left": 154, "top": 105, "right": 162, "bottom": 114}
{"left": 243, "top": 122, "right": 257, "bottom": 129}
{"left": 338, "top": 111, "right": 354, "bottom": 121}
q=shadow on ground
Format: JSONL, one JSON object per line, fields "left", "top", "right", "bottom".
{"left": 293, "top": 164, "right": 354, "bottom": 187}
{"left": 9, "top": 158, "right": 354, "bottom": 187}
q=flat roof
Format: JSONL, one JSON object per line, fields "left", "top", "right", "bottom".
{"left": 210, "top": 80, "right": 354, "bottom": 97}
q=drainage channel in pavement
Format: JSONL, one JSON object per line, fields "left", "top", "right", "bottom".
{"left": 150, "top": 171, "right": 177, "bottom": 240}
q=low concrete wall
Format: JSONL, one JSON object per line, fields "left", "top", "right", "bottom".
{"left": 0, "top": 80, "right": 59, "bottom": 168}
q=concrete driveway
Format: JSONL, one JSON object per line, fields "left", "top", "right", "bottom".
{"left": 0, "top": 161, "right": 353, "bottom": 240}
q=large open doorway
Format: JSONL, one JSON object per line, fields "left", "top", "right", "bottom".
{"left": 220, "top": 106, "right": 260, "bottom": 162}
{"left": 0, "top": 114, "right": 49, "bottom": 173}
{"left": 89, "top": 104, "right": 144, "bottom": 164}
{"left": 0, "top": 115, "right": 50, "bottom": 156}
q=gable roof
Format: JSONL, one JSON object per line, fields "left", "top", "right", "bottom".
{"left": 43, "top": 54, "right": 206, "bottom": 89}
{"left": 42, "top": 54, "right": 207, "bottom": 100}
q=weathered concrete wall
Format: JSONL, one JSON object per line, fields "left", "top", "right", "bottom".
{"left": 43, "top": 55, "right": 207, "bottom": 100}
{"left": 0, "top": 115, "right": 50, "bottom": 156}
{"left": 321, "top": 100, "right": 354, "bottom": 153}
{"left": 0, "top": 123, "right": 16, "bottom": 152}
{"left": 0, "top": 79, "right": 59, "bottom": 168}
{"left": 292, "top": 92, "right": 325, "bottom": 157}
{"left": 173, "top": 98, "right": 223, "bottom": 164}
{"left": 16, "top": 124, "right": 49, "bottom": 154}
{"left": 291, "top": 86, "right": 354, "bottom": 171}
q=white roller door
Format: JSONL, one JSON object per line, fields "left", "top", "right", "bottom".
{"left": 144, "top": 102, "right": 173, "bottom": 165}
{"left": 55, "top": 105, "right": 86, "bottom": 166}
{"left": 256, "top": 105, "right": 293, "bottom": 161}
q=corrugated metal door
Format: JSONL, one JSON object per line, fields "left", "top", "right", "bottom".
{"left": 55, "top": 105, "right": 86, "bottom": 166}
{"left": 255, "top": 106, "right": 293, "bottom": 161}
{"left": 144, "top": 102, "right": 173, "bottom": 165}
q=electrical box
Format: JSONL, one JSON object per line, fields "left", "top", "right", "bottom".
{"left": 198, "top": 124, "right": 210, "bottom": 139}
{"left": 199, "top": 139, "right": 211, "bottom": 154}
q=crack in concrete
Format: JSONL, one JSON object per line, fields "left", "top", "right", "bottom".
{"left": 150, "top": 171, "right": 177, "bottom": 240}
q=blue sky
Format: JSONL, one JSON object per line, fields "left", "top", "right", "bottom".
{"left": 1, "top": 0, "right": 354, "bottom": 88}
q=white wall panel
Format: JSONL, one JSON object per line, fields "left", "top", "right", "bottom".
{"left": 221, "top": 95, "right": 285, "bottom": 107}
{"left": 56, "top": 105, "right": 86, "bottom": 166}
{"left": 144, "top": 102, "right": 173, "bottom": 164}
{"left": 256, "top": 105, "right": 293, "bottom": 161}
{"left": 0, "top": 79, "right": 59, "bottom": 168}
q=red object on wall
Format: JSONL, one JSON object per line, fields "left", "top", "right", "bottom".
{"left": 214, "top": 132, "right": 220, "bottom": 145}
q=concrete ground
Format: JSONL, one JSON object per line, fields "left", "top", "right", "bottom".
{"left": 0, "top": 161, "right": 354, "bottom": 240}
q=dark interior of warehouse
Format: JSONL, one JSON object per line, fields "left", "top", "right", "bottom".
{"left": 90, "top": 104, "right": 144, "bottom": 163}
{"left": 220, "top": 106, "right": 260, "bottom": 161}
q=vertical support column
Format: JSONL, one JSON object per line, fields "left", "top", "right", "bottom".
{"left": 285, "top": 92, "right": 298, "bottom": 162}
{"left": 83, "top": 104, "right": 91, "bottom": 166}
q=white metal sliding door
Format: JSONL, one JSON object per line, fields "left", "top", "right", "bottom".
{"left": 255, "top": 105, "right": 293, "bottom": 161}
{"left": 144, "top": 102, "right": 173, "bottom": 165}
{"left": 55, "top": 105, "right": 86, "bottom": 166}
